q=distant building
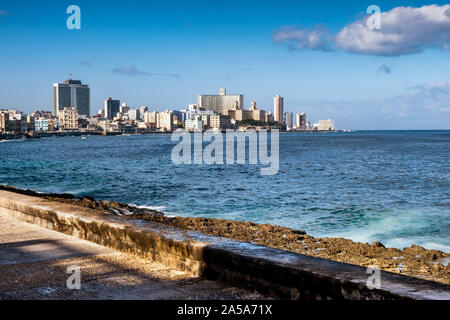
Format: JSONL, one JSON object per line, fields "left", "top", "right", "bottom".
{"left": 35, "top": 118, "right": 57, "bottom": 132}
{"left": 210, "top": 114, "right": 231, "bottom": 130}
{"left": 157, "top": 110, "right": 174, "bottom": 131}
{"left": 120, "top": 103, "right": 130, "bottom": 114}
{"left": 284, "top": 112, "right": 293, "bottom": 129}
{"left": 198, "top": 87, "right": 244, "bottom": 113}
{"left": 185, "top": 116, "right": 203, "bottom": 131}
{"left": 53, "top": 77, "right": 90, "bottom": 116}
{"left": 31, "top": 110, "right": 53, "bottom": 119}
{"left": 315, "top": 119, "right": 335, "bottom": 131}
{"left": 139, "top": 106, "right": 148, "bottom": 118}
{"left": 143, "top": 111, "right": 158, "bottom": 127}
{"left": 27, "top": 114, "right": 35, "bottom": 132}
{"left": 172, "top": 110, "right": 186, "bottom": 123}
{"left": 0, "top": 110, "right": 27, "bottom": 133}
{"left": 224, "top": 101, "right": 267, "bottom": 123}
{"left": 58, "top": 107, "right": 79, "bottom": 130}
{"left": 265, "top": 112, "right": 274, "bottom": 123}
{"left": 274, "top": 95, "right": 284, "bottom": 123}
{"left": 104, "top": 97, "right": 120, "bottom": 120}
{"left": 249, "top": 101, "right": 266, "bottom": 122}
{"left": 0, "top": 111, "right": 8, "bottom": 133}
{"left": 296, "top": 113, "right": 307, "bottom": 130}
{"left": 128, "top": 109, "right": 140, "bottom": 121}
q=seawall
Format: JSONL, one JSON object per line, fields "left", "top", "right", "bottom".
{"left": 0, "top": 190, "right": 448, "bottom": 300}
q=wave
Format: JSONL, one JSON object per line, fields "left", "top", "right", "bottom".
{"left": 322, "top": 208, "right": 450, "bottom": 253}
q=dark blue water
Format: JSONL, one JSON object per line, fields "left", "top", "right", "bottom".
{"left": 1, "top": 131, "right": 449, "bottom": 252}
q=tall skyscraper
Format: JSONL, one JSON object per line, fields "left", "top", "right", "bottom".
{"left": 284, "top": 112, "right": 293, "bottom": 128}
{"left": 53, "top": 77, "right": 90, "bottom": 116}
{"left": 104, "top": 97, "right": 120, "bottom": 120}
{"left": 274, "top": 95, "right": 284, "bottom": 123}
{"left": 198, "top": 87, "right": 244, "bottom": 113}
{"left": 296, "top": 112, "right": 307, "bottom": 130}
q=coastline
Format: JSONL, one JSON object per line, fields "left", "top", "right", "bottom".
{"left": 1, "top": 184, "right": 448, "bottom": 285}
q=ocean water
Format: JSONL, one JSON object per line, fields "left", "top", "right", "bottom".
{"left": 1, "top": 131, "right": 449, "bottom": 252}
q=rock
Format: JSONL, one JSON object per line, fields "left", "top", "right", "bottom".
{"left": 372, "top": 241, "right": 385, "bottom": 248}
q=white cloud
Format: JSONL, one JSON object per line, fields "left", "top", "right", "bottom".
{"left": 336, "top": 5, "right": 450, "bottom": 56}
{"left": 272, "top": 25, "right": 332, "bottom": 51}
{"left": 273, "top": 5, "right": 450, "bottom": 56}
{"left": 112, "top": 65, "right": 180, "bottom": 78}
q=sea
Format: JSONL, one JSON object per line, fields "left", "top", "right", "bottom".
{"left": 1, "top": 130, "right": 449, "bottom": 252}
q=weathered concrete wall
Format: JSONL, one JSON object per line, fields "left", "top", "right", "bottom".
{"left": 0, "top": 190, "right": 449, "bottom": 300}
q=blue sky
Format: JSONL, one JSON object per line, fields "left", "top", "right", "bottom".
{"left": 0, "top": 0, "right": 449, "bottom": 129}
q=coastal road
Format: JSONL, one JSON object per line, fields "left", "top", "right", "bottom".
{"left": 0, "top": 214, "right": 267, "bottom": 300}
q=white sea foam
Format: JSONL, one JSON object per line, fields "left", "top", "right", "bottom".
{"left": 136, "top": 205, "right": 167, "bottom": 212}
{"left": 321, "top": 208, "right": 450, "bottom": 253}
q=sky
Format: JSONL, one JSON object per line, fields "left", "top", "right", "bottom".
{"left": 0, "top": 0, "right": 449, "bottom": 129}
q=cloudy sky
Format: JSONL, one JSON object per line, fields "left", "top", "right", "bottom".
{"left": 0, "top": 0, "right": 449, "bottom": 129}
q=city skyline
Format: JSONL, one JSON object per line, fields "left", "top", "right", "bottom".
{"left": 1, "top": 1, "right": 450, "bottom": 129}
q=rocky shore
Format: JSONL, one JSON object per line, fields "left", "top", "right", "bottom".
{"left": 1, "top": 185, "right": 448, "bottom": 285}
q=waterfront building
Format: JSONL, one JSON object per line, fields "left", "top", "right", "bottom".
{"left": 210, "top": 114, "right": 231, "bottom": 130}
{"left": 296, "top": 113, "right": 307, "bottom": 130}
{"left": 128, "top": 108, "right": 140, "bottom": 121}
{"left": 284, "top": 112, "right": 293, "bottom": 129}
{"left": 53, "top": 77, "right": 90, "bottom": 116}
{"left": 157, "top": 110, "right": 174, "bottom": 132}
{"left": 185, "top": 105, "right": 217, "bottom": 127}
{"left": 27, "top": 114, "right": 35, "bottom": 132}
{"left": 35, "top": 118, "right": 57, "bottom": 132}
{"left": 172, "top": 110, "right": 186, "bottom": 123}
{"left": 274, "top": 95, "right": 284, "bottom": 123}
{"left": 0, "top": 110, "right": 27, "bottom": 133}
{"left": 34, "top": 118, "right": 48, "bottom": 132}
{"left": 143, "top": 111, "right": 158, "bottom": 128}
{"left": 104, "top": 97, "right": 120, "bottom": 120}
{"left": 185, "top": 116, "right": 203, "bottom": 131}
{"left": 120, "top": 103, "right": 130, "bottom": 114}
{"left": 315, "top": 119, "right": 335, "bottom": 131}
{"left": 198, "top": 87, "right": 244, "bottom": 113}
{"left": 58, "top": 107, "right": 79, "bottom": 131}
{"left": 265, "top": 112, "right": 274, "bottom": 123}
{"left": 0, "top": 112, "right": 7, "bottom": 133}
{"left": 139, "top": 106, "right": 148, "bottom": 118}
{"left": 31, "top": 110, "right": 53, "bottom": 119}
{"left": 249, "top": 101, "right": 266, "bottom": 122}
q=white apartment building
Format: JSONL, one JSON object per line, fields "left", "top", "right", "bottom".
{"left": 58, "top": 107, "right": 79, "bottom": 130}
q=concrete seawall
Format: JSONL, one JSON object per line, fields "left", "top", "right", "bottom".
{"left": 0, "top": 190, "right": 448, "bottom": 300}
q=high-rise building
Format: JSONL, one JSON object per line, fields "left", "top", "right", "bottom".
{"left": 274, "top": 95, "right": 284, "bottom": 123}
{"left": 296, "top": 113, "right": 307, "bottom": 130}
{"left": 128, "top": 109, "right": 140, "bottom": 121}
{"left": 104, "top": 97, "right": 120, "bottom": 120}
{"left": 284, "top": 112, "right": 293, "bottom": 129}
{"left": 120, "top": 103, "right": 130, "bottom": 114}
{"left": 157, "top": 110, "right": 174, "bottom": 132}
{"left": 53, "top": 77, "right": 90, "bottom": 116}
{"left": 198, "top": 87, "right": 244, "bottom": 113}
